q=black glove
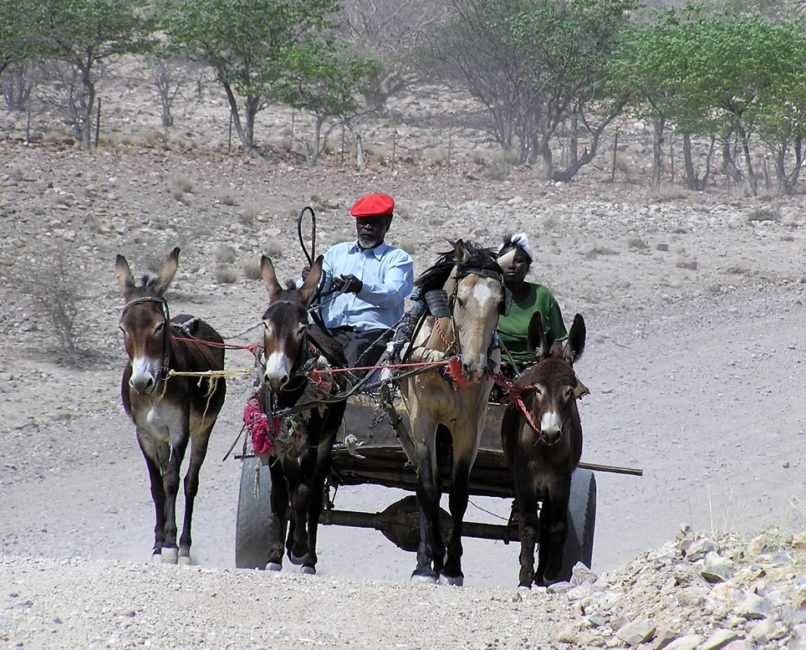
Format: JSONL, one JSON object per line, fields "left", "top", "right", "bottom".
{"left": 334, "top": 274, "right": 363, "bottom": 294}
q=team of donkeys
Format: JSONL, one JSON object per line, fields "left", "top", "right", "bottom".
{"left": 116, "top": 244, "right": 586, "bottom": 589}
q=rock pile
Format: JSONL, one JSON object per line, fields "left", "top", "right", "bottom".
{"left": 549, "top": 527, "right": 806, "bottom": 649}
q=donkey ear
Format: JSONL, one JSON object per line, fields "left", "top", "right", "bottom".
{"left": 563, "top": 313, "right": 586, "bottom": 365}
{"left": 454, "top": 239, "right": 470, "bottom": 265}
{"left": 152, "top": 247, "right": 180, "bottom": 296}
{"left": 260, "top": 255, "right": 283, "bottom": 303}
{"left": 115, "top": 254, "right": 135, "bottom": 296}
{"left": 527, "top": 312, "right": 551, "bottom": 361}
{"left": 299, "top": 255, "right": 323, "bottom": 306}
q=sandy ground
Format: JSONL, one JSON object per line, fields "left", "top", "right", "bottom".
{"left": 1, "top": 75, "right": 805, "bottom": 647}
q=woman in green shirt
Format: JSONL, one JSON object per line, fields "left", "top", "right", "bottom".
{"left": 496, "top": 233, "right": 567, "bottom": 370}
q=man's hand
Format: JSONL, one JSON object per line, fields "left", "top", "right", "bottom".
{"left": 334, "top": 274, "right": 363, "bottom": 294}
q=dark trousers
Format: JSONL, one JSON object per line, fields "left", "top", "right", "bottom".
{"left": 329, "top": 327, "right": 391, "bottom": 370}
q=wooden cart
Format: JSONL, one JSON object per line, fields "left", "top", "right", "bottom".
{"left": 234, "top": 395, "right": 641, "bottom": 581}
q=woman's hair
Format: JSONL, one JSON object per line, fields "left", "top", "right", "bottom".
{"left": 498, "top": 232, "right": 533, "bottom": 265}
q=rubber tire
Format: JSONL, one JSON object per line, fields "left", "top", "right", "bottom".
{"left": 558, "top": 468, "right": 597, "bottom": 581}
{"left": 235, "top": 455, "right": 274, "bottom": 569}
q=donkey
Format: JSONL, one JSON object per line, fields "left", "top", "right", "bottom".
{"left": 256, "top": 254, "right": 347, "bottom": 575}
{"left": 116, "top": 247, "right": 226, "bottom": 564}
{"left": 500, "top": 311, "right": 586, "bottom": 588}
{"left": 400, "top": 240, "right": 507, "bottom": 585}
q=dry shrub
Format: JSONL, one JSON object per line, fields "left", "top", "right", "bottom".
{"left": 363, "top": 142, "right": 390, "bottom": 165}
{"left": 264, "top": 241, "right": 284, "bottom": 258}
{"left": 215, "top": 243, "right": 237, "bottom": 265}
{"left": 747, "top": 207, "right": 781, "bottom": 223}
{"left": 217, "top": 190, "right": 236, "bottom": 206}
{"left": 141, "top": 128, "right": 162, "bottom": 148}
{"left": 239, "top": 204, "right": 257, "bottom": 227}
{"left": 242, "top": 258, "right": 262, "bottom": 280}
{"left": 484, "top": 149, "right": 518, "bottom": 181}
{"left": 2, "top": 248, "right": 87, "bottom": 366}
{"left": 655, "top": 184, "right": 688, "bottom": 202}
{"left": 214, "top": 266, "right": 237, "bottom": 284}
{"left": 628, "top": 237, "right": 649, "bottom": 250}
{"left": 168, "top": 173, "right": 193, "bottom": 200}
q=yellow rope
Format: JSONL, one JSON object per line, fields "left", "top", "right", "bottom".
{"left": 165, "top": 368, "right": 253, "bottom": 380}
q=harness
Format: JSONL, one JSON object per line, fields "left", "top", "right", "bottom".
{"left": 121, "top": 295, "right": 173, "bottom": 385}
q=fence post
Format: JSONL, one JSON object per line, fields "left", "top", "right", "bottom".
{"left": 610, "top": 130, "right": 619, "bottom": 182}
{"left": 95, "top": 97, "right": 101, "bottom": 148}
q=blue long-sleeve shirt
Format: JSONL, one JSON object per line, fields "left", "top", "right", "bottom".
{"left": 320, "top": 241, "right": 414, "bottom": 332}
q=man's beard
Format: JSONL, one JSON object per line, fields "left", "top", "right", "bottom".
{"left": 357, "top": 234, "right": 382, "bottom": 249}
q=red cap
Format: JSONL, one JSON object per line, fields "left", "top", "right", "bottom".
{"left": 349, "top": 192, "right": 395, "bottom": 218}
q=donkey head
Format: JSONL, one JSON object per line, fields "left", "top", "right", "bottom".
{"left": 448, "top": 240, "right": 507, "bottom": 381}
{"left": 116, "top": 247, "right": 179, "bottom": 395}
{"left": 520, "top": 312, "right": 586, "bottom": 445}
{"left": 260, "top": 255, "right": 322, "bottom": 392}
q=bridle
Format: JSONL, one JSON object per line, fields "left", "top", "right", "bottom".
{"left": 120, "top": 295, "right": 173, "bottom": 385}
{"left": 442, "top": 265, "right": 509, "bottom": 358}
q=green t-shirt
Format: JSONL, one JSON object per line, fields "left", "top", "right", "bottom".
{"left": 497, "top": 283, "right": 567, "bottom": 365}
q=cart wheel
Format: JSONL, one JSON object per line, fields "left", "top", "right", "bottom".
{"left": 559, "top": 468, "right": 597, "bottom": 580}
{"left": 235, "top": 455, "right": 273, "bottom": 569}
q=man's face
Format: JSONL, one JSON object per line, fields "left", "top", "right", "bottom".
{"left": 355, "top": 215, "right": 391, "bottom": 249}
{"left": 502, "top": 247, "right": 531, "bottom": 284}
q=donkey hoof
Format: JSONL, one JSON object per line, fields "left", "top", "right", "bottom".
{"left": 161, "top": 547, "right": 179, "bottom": 564}
{"left": 410, "top": 572, "right": 438, "bottom": 584}
{"left": 266, "top": 561, "right": 283, "bottom": 572}
{"left": 438, "top": 574, "right": 464, "bottom": 587}
{"left": 300, "top": 565, "right": 316, "bottom": 576}
{"left": 177, "top": 554, "right": 193, "bottom": 566}
{"left": 288, "top": 552, "right": 309, "bottom": 566}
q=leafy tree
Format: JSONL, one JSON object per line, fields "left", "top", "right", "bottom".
{"left": 160, "top": 0, "right": 376, "bottom": 160}
{"left": 17, "top": 0, "right": 154, "bottom": 149}
{"left": 273, "top": 39, "right": 378, "bottom": 165}
{"left": 427, "top": 0, "right": 634, "bottom": 180}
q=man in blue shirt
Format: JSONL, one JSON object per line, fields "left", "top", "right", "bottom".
{"left": 315, "top": 192, "right": 414, "bottom": 371}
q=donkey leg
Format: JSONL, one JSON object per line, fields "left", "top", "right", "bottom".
{"left": 288, "top": 481, "right": 312, "bottom": 565}
{"left": 542, "top": 483, "right": 571, "bottom": 583}
{"left": 159, "top": 441, "right": 187, "bottom": 564}
{"left": 412, "top": 445, "right": 441, "bottom": 583}
{"left": 142, "top": 452, "right": 167, "bottom": 559}
{"left": 267, "top": 462, "right": 289, "bottom": 571}
{"left": 442, "top": 458, "right": 471, "bottom": 585}
{"left": 517, "top": 500, "right": 539, "bottom": 589}
{"left": 177, "top": 428, "right": 212, "bottom": 564}
{"left": 300, "top": 478, "right": 328, "bottom": 575}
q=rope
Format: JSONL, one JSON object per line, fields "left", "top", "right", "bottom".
{"left": 171, "top": 335, "right": 258, "bottom": 354}
{"left": 165, "top": 368, "right": 253, "bottom": 380}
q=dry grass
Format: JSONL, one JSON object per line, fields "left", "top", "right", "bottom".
{"left": 628, "top": 236, "right": 649, "bottom": 250}
{"left": 239, "top": 204, "right": 258, "bottom": 227}
{"left": 747, "top": 206, "right": 781, "bottom": 223}
{"left": 655, "top": 183, "right": 688, "bottom": 202}
{"left": 264, "top": 240, "right": 284, "bottom": 258}
{"left": 242, "top": 258, "right": 262, "bottom": 281}
{"left": 217, "top": 190, "right": 237, "bottom": 206}
{"left": 213, "top": 266, "right": 237, "bottom": 284}
{"left": 168, "top": 173, "right": 193, "bottom": 201}
{"left": 214, "top": 243, "right": 237, "bottom": 265}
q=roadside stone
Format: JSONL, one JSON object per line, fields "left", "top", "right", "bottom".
{"left": 700, "top": 629, "right": 742, "bottom": 649}
{"left": 702, "top": 552, "right": 735, "bottom": 583}
{"left": 663, "top": 634, "right": 705, "bottom": 650}
{"left": 615, "top": 618, "right": 655, "bottom": 646}
{"left": 735, "top": 592, "right": 772, "bottom": 619}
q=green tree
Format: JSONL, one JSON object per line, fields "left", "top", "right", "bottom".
{"left": 428, "top": 0, "right": 634, "bottom": 180}
{"left": 20, "top": 0, "right": 154, "bottom": 149}
{"left": 160, "top": 0, "right": 376, "bottom": 160}
{"left": 273, "top": 39, "right": 378, "bottom": 166}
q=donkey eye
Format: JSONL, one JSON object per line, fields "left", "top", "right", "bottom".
{"left": 154, "top": 322, "right": 164, "bottom": 334}
{"left": 263, "top": 322, "right": 273, "bottom": 337}
{"left": 296, "top": 323, "right": 307, "bottom": 336}
{"left": 563, "top": 387, "right": 574, "bottom": 402}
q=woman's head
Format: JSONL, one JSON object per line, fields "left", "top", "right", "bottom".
{"left": 497, "top": 233, "right": 533, "bottom": 284}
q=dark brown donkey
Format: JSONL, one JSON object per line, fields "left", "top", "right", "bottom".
{"left": 116, "top": 247, "right": 226, "bottom": 564}
{"left": 256, "top": 254, "right": 346, "bottom": 575}
{"left": 500, "top": 311, "right": 586, "bottom": 588}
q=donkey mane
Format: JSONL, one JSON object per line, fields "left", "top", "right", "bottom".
{"left": 414, "top": 240, "right": 500, "bottom": 293}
